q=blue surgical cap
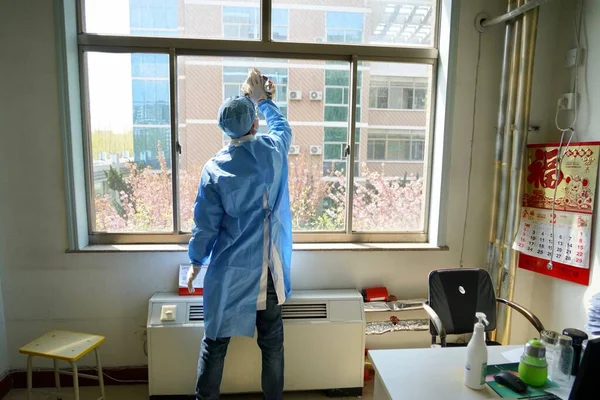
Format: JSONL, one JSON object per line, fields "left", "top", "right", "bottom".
{"left": 218, "top": 96, "right": 256, "bottom": 139}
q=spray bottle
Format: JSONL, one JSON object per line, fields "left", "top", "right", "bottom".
{"left": 465, "top": 312, "right": 489, "bottom": 390}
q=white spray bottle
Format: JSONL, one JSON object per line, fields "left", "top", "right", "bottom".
{"left": 465, "top": 312, "right": 489, "bottom": 390}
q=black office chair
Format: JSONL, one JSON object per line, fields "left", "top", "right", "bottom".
{"left": 423, "top": 268, "right": 545, "bottom": 347}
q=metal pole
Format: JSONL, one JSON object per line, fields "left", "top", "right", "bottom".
{"left": 487, "top": 0, "right": 517, "bottom": 282}
{"left": 481, "top": 0, "right": 551, "bottom": 27}
{"left": 493, "top": 0, "right": 524, "bottom": 292}
{"left": 169, "top": 48, "right": 181, "bottom": 233}
{"left": 497, "top": 1, "right": 540, "bottom": 345}
{"left": 495, "top": 11, "right": 523, "bottom": 293}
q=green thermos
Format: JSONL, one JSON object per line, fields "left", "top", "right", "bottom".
{"left": 518, "top": 339, "right": 548, "bottom": 387}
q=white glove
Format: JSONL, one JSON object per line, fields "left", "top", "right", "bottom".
{"left": 242, "top": 68, "right": 275, "bottom": 104}
{"left": 187, "top": 265, "right": 201, "bottom": 293}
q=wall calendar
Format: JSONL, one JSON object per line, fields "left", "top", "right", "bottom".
{"left": 514, "top": 142, "right": 600, "bottom": 286}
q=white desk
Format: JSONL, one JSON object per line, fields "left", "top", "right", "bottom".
{"left": 369, "top": 345, "right": 522, "bottom": 400}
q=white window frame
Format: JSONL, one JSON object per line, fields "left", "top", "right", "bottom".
{"left": 56, "top": 0, "right": 454, "bottom": 248}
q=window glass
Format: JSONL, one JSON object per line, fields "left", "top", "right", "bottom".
{"left": 84, "top": 0, "right": 261, "bottom": 40}
{"left": 270, "top": 0, "right": 437, "bottom": 47}
{"left": 86, "top": 52, "right": 173, "bottom": 233}
{"left": 272, "top": 9, "right": 289, "bottom": 41}
{"left": 326, "top": 12, "right": 364, "bottom": 44}
{"left": 178, "top": 57, "right": 351, "bottom": 232}
{"left": 353, "top": 62, "right": 432, "bottom": 232}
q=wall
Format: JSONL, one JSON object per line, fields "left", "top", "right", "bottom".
{"left": 0, "top": 274, "right": 8, "bottom": 377}
{"left": 525, "top": 0, "right": 600, "bottom": 337}
{"left": 0, "top": 0, "right": 534, "bottom": 370}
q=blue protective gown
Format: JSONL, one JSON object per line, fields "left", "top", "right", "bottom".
{"left": 189, "top": 99, "right": 293, "bottom": 340}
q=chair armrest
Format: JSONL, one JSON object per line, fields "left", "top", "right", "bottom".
{"left": 497, "top": 298, "right": 545, "bottom": 334}
{"left": 423, "top": 301, "right": 447, "bottom": 346}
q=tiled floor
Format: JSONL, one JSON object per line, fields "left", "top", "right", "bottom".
{"left": 6, "top": 383, "right": 374, "bottom": 399}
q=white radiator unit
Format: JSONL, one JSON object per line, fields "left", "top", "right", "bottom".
{"left": 147, "top": 290, "right": 365, "bottom": 397}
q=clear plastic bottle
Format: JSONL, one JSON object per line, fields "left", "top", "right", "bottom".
{"left": 541, "top": 330, "right": 559, "bottom": 379}
{"left": 551, "top": 335, "right": 575, "bottom": 385}
{"left": 580, "top": 339, "right": 588, "bottom": 365}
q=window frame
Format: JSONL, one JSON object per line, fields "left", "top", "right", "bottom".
{"left": 75, "top": 0, "right": 442, "bottom": 245}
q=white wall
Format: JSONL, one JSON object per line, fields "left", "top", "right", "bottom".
{"left": 0, "top": 0, "right": 546, "bottom": 371}
{"left": 525, "top": 0, "right": 600, "bottom": 337}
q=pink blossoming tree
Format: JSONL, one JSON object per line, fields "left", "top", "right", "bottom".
{"left": 94, "top": 146, "right": 424, "bottom": 233}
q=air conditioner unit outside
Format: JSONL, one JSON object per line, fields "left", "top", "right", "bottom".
{"left": 289, "top": 90, "right": 302, "bottom": 100}
{"left": 147, "top": 290, "right": 365, "bottom": 397}
{"left": 288, "top": 145, "right": 300, "bottom": 155}
{"left": 309, "top": 145, "right": 323, "bottom": 155}
{"left": 309, "top": 91, "right": 323, "bottom": 101}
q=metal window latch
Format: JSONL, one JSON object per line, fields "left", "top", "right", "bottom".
{"left": 343, "top": 145, "right": 350, "bottom": 158}
{"left": 177, "top": 141, "right": 182, "bottom": 154}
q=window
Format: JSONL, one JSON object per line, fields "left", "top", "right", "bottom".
{"left": 323, "top": 128, "right": 360, "bottom": 176}
{"left": 369, "top": 77, "right": 428, "bottom": 110}
{"left": 78, "top": 1, "right": 439, "bottom": 243}
{"left": 223, "top": 7, "right": 260, "bottom": 39}
{"left": 370, "top": 3, "right": 436, "bottom": 47}
{"left": 87, "top": 52, "right": 173, "bottom": 232}
{"left": 271, "top": 0, "right": 437, "bottom": 48}
{"left": 272, "top": 9, "right": 289, "bottom": 41}
{"left": 223, "top": 7, "right": 288, "bottom": 41}
{"left": 367, "top": 130, "right": 425, "bottom": 161}
{"left": 355, "top": 62, "right": 432, "bottom": 232}
{"left": 129, "top": 0, "right": 178, "bottom": 37}
{"left": 326, "top": 12, "right": 364, "bottom": 44}
{"left": 324, "top": 69, "right": 361, "bottom": 123}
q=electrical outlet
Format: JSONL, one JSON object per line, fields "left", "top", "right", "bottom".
{"left": 557, "top": 93, "right": 576, "bottom": 110}
{"left": 564, "top": 48, "right": 578, "bottom": 68}
{"left": 564, "top": 48, "right": 585, "bottom": 68}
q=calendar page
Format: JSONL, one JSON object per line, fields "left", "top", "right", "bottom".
{"left": 514, "top": 208, "right": 591, "bottom": 268}
{"left": 514, "top": 142, "right": 600, "bottom": 286}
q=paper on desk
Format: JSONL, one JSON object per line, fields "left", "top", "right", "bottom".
{"left": 179, "top": 264, "right": 207, "bottom": 289}
{"left": 545, "top": 384, "right": 572, "bottom": 400}
{"left": 501, "top": 347, "right": 523, "bottom": 363}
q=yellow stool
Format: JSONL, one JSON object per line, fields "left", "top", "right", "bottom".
{"left": 19, "top": 330, "right": 106, "bottom": 400}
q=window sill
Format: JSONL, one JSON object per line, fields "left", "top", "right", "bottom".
{"left": 69, "top": 243, "right": 448, "bottom": 253}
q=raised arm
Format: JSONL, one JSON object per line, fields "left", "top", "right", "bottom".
{"left": 258, "top": 99, "right": 292, "bottom": 153}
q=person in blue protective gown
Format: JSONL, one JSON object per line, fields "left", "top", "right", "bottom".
{"left": 186, "top": 68, "right": 293, "bottom": 400}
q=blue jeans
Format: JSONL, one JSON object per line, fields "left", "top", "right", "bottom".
{"left": 196, "top": 273, "right": 284, "bottom": 400}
